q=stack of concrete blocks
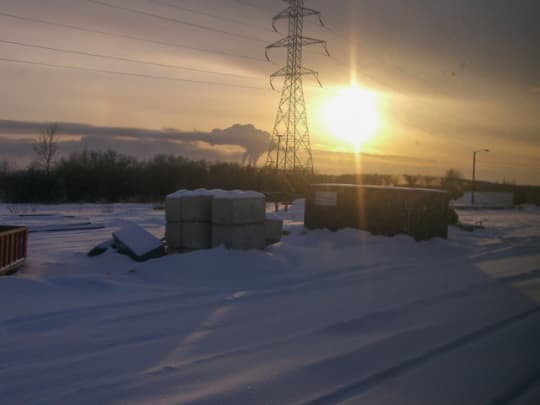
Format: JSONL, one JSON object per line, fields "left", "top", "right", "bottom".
{"left": 165, "top": 189, "right": 214, "bottom": 250}
{"left": 165, "top": 189, "right": 283, "bottom": 250}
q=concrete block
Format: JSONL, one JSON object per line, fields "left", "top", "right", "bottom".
{"left": 182, "top": 222, "right": 211, "bottom": 249}
{"left": 265, "top": 215, "right": 283, "bottom": 243}
{"left": 212, "top": 191, "right": 266, "bottom": 225}
{"left": 166, "top": 222, "right": 183, "bottom": 249}
{"left": 212, "top": 223, "right": 266, "bottom": 250}
{"left": 165, "top": 192, "right": 184, "bottom": 222}
{"left": 181, "top": 194, "right": 213, "bottom": 222}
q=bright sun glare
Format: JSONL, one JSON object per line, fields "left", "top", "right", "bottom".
{"left": 323, "top": 86, "right": 380, "bottom": 151}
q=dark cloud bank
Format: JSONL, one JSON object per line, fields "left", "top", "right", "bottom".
{"left": 0, "top": 119, "right": 441, "bottom": 174}
{"left": 0, "top": 120, "right": 271, "bottom": 166}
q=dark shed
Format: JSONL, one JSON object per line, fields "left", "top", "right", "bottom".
{"left": 305, "top": 184, "right": 449, "bottom": 241}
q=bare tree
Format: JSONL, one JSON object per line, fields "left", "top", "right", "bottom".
{"left": 441, "top": 169, "right": 464, "bottom": 200}
{"left": 33, "top": 123, "right": 60, "bottom": 174}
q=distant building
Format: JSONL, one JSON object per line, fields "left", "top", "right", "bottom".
{"left": 453, "top": 192, "right": 514, "bottom": 209}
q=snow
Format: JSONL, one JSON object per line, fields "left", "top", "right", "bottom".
{"left": 453, "top": 191, "right": 515, "bottom": 209}
{"left": 1, "top": 202, "right": 540, "bottom": 403}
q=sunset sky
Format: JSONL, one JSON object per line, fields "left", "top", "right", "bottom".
{"left": 1, "top": 0, "right": 539, "bottom": 184}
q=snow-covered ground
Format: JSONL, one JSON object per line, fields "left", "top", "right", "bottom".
{"left": 1, "top": 201, "right": 540, "bottom": 404}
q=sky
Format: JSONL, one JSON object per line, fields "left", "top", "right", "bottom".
{"left": 0, "top": 0, "right": 539, "bottom": 184}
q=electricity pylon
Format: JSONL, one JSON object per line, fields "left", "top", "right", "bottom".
{"left": 265, "top": 0, "right": 329, "bottom": 173}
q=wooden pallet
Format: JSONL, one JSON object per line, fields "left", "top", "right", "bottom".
{"left": 0, "top": 225, "right": 28, "bottom": 275}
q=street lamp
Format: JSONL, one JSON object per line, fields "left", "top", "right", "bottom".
{"left": 472, "top": 148, "right": 490, "bottom": 207}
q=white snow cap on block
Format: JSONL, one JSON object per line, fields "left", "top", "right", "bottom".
{"left": 165, "top": 189, "right": 217, "bottom": 222}
{"left": 166, "top": 189, "right": 223, "bottom": 198}
{"left": 181, "top": 191, "right": 215, "bottom": 222}
{"left": 113, "top": 224, "right": 162, "bottom": 257}
{"left": 166, "top": 189, "right": 266, "bottom": 224}
{"left": 166, "top": 189, "right": 264, "bottom": 200}
{"left": 210, "top": 190, "right": 265, "bottom": 199}
{"left": 166, "top": 190, "right": 185, "bottom": 199}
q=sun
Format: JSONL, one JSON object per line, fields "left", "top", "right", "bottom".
{"left": 323, "top": 86, "right": 380, "bottom": 151}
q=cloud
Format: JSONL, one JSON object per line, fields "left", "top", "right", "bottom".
{"left": 0, "top": 120, "right": 270, "bottom": 166}
{"left": 312, "top": 148, "right": 440, "bottom": 175}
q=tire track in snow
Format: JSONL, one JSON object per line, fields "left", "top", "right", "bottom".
{"left": 488, "top": 369, "right": 540, "bottom": 405}
{"left": 304, "top": 306, "right": 540, "bottom": 405}
{"left": 107, "top": 271, "right": 539, "bottom": 380}
{"left": 4, "top": 268, "right": 537, "bottom": 402}
{"left": 0, "top": 289, "right": 219, "bottom": 330}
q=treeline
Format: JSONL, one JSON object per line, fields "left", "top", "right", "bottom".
{"left": 0, "top": 149, "right": 538, "bottom": 204}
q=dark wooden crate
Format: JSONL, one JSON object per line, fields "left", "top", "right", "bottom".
{"left": 305, "top": 184, "right": 449, "bottom": 241}
{"left": 0, "top": 225, "right": 28, "bottom": 275}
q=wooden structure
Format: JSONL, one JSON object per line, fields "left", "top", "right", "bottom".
{"left": 305, "top": 184, "right": 449, "bottom": 241}
{"left": 0, "top": 225, "right": 28, "bottom": 275}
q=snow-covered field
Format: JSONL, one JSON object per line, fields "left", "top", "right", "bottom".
{"left": 1, "top": 201, "right": 540, "bottom": 404}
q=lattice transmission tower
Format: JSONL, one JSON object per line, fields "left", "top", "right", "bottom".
{"left": 264, "top": 0, "right": 329, "bottom": 173}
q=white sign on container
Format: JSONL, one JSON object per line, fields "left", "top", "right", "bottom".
{"left": 315, "top": 191, "right": 337, "bottom": 206}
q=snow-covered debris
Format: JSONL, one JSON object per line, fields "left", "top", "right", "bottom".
{"left": 112, "top": 224, "right": 165, "bottom": 261}
{"left": 87, "top": 239, "right": 113, "bottom": 257}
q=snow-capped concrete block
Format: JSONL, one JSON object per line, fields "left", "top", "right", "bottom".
{"left": 212, "top": 223, "right": 266, "bottom": 250}
{"left": 113, "top": 224, "right": 165, "bottom": 262}
{"left": 166, "top": 189, "right": 215, "bottom": 222}
{"left": 182, "top": 222, "right": 212, "bottom": 249}
{"left": 265, "top": 215, "right": 283, "bottom": 243}
{"left": 165, "top": 190, "right": 184, "bottom": 222}
{"left": 166, "top": 222, "right": 183, "bottom": 250}
{"left": 212, "top": 191, "right": 266, "bottom": 225}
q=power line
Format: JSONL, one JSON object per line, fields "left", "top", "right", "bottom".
{"left": 0, "top": 56, "right": 269, "bottom": 90}
{"left": 0, "top": 38, "right": 263, "bottom": 80}
{"left": 234, "top": 0, "right": 275, "bottom": 13}
{"left": 0, "top": 11, "right": 267, "bottom": 63}
{"left": 85, "top": 0, "right": 269, "bottom": 44}
{"left": 146, "top": 0, "right": 275, "bottom": 34}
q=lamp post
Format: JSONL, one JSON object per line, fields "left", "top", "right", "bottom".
{"left": 472, "top": 149, "right": 490, "bottom": 207}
